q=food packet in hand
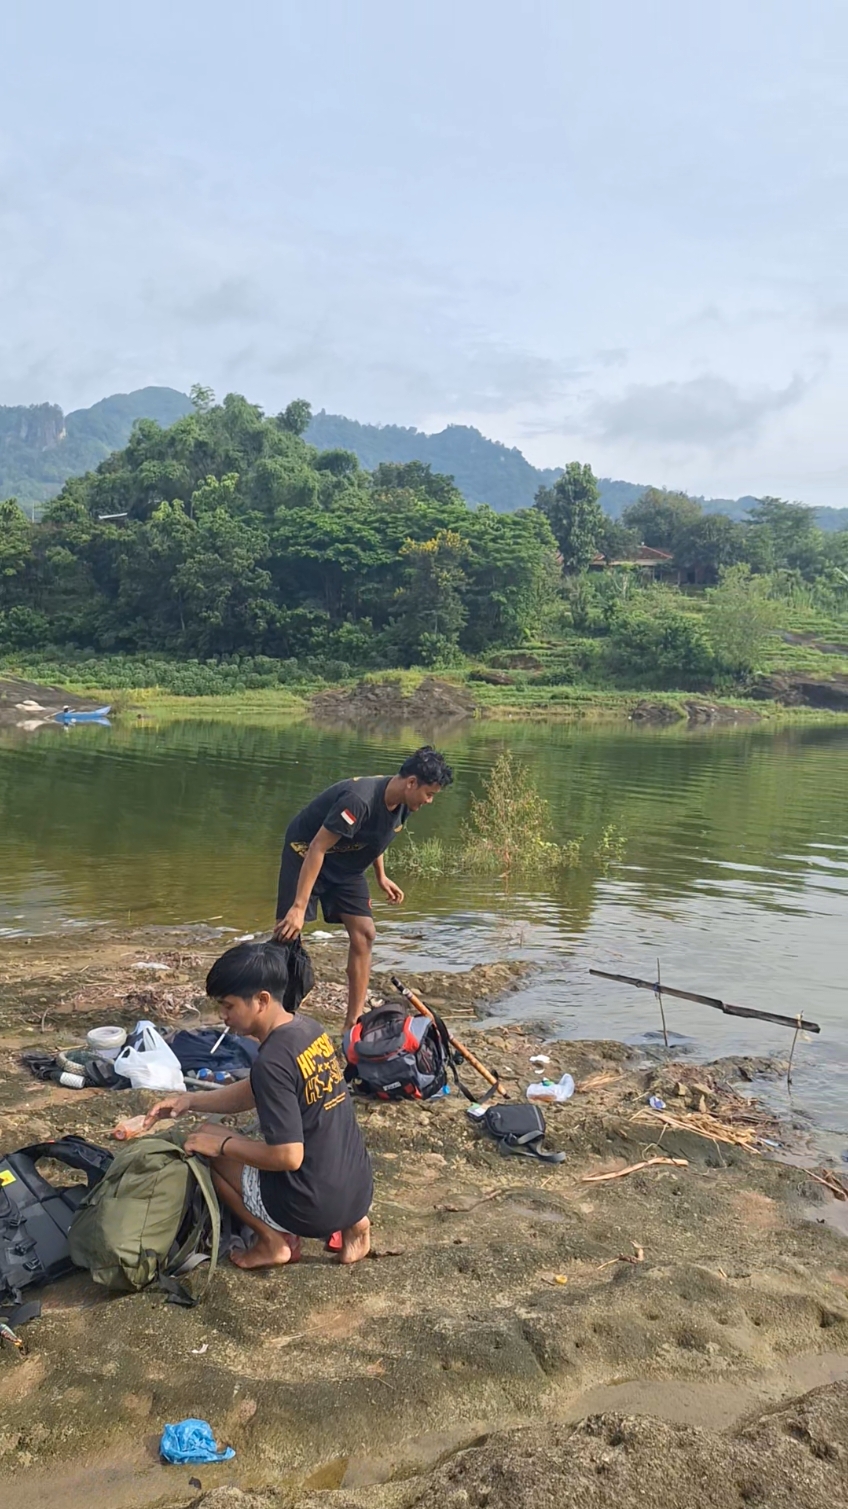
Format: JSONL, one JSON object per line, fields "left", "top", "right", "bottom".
{"left": 112, "top": 1114, "right": 149, "bottom": 1140}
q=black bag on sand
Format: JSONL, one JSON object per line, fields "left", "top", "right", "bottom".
{"left": 471, "top": 1103, "right": 566, "bottom": 1164}
{"left": 0, "top": 1136, "right": 113, "bottom": 1310}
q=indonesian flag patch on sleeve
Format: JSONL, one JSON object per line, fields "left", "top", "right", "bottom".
{"left": 341, "top": 808, "right": 357, "bottom": 826}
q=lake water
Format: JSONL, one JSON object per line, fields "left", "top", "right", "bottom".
{"left": 2, "top": 714, "right": 848, "bottom": 1144}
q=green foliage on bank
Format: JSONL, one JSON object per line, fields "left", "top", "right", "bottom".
{"left": 0, "top": 393, "right": 560, "bottom": 669}
{"left": 3, "top": 390, "right": 848, "bottom": 701}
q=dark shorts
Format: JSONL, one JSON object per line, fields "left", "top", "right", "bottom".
{"left": 276, "top": 844, "right": 372, "bottom": 925}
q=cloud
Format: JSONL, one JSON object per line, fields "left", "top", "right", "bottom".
{"left": 587, "top": 372, "right": 812, "bottom": 446}
{"left": 170, "top": 277, "right": 267, "bottom": 326}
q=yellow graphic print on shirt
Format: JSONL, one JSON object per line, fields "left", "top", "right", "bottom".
{"left": 296, "top": 1031, "right": 344, "bottom": 1109}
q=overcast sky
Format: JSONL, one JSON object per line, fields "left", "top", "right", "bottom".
{"left": 2, "top": 2, "right": 847, "bottom": 503}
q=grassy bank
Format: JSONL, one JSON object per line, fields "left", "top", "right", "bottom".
{"left": 4, "top": 597, "right": 848, "bottom": 728}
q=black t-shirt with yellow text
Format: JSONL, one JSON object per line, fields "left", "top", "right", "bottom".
{"left": 250, "top": 1013, "right": 373, "bottom": 1237}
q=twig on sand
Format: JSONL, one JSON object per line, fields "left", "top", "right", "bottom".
{"left": 632, "top": 1106, "right": 763, "bottom": 1152}
{"left": 575, "top": 1071, "right": 622, "bottom": 1093}
{"left": 592, "top": 1241, "right": 646, "bottom": 1273}
{"left": 807, "top": 1168, "right": 848, "bottom": 1201}
{"left": 582, "top": 1156, "right": 688, "bottom": 1184}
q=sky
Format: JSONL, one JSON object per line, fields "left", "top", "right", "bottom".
{"left": 2, "top": 1, "right": 847, "bottom": 505}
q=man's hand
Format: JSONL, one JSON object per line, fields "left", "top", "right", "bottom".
{"left": 143, "top": 1093, "right": 193, "bottom": 1129}
{"left": 184, "top": 1122, "right": 233, "bottom": 1159}
{"left": 274, "top": 904, "right": 306, "bottom": 942}
{"left": 378, "top": 875, "right": 404, "bottom": 905}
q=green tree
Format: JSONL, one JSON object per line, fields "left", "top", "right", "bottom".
{"left": 622, "top": 487, "right": 702, "bottom": 553}
{"left": 0, "top": 498, "right": 34, "bottom": 605}
{"left": 277, "top": 399, "right": 312, "bottom": 437}
{"left": 189, "top": 384, "right": 215, "bottom": 413}
{"left": 607, "top": 598, "right": 715, "bottom": 687}
{"left": 674, "top": 513, "right": 748, "bottom": 584}
{"left": 392, "top": 529, "right": 468, "bottom": 665}
{"left": 745, "top": 497, "right": 824, "bottom": 579}
{"left": 462, "top": 507, "right": 560, "bottom": 650}
{"left": 705, "top": 564, "right": 779, "bottom": 676}
{"left": 534, "top": 461, "right": 604, "bottom": 572}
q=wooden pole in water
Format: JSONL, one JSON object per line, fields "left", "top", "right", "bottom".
{"left": 589, "top": 969, "right": 821, "bottom": 1034}
{"left": 656, "top": 957, "right": 669, "bottom": 1049}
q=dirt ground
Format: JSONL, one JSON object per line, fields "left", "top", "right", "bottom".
{"left": 2, "top": 928, "right": 848, "bottom": 1509}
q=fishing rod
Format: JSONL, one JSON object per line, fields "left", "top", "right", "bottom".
{"left": 391, "top": 975, "right": 510, "bottom": 1097}
{"left": 589, "top": 968, "right": 820, "bottom": 1035}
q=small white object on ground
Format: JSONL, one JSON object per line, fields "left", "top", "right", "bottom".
{"left": 190, "top": 1343, "right": 209, "bottom": 1355}
{"left": 234, "top": 933, "right": 255, "bottom": 943}
{"left": 310, "top": 930, "right": 333, "bottom": 941}
{"left": 87, "top": 1025, "right": 127, "bottom": 1060}
{"left": 526, "top": 1072, "right": 575, "bottom": 1104}
{"left": 132, "top": 961, "right": 170, "bottom": 971}
{"left": 529, "top": 1054, "right": 551, "bottom": 1069}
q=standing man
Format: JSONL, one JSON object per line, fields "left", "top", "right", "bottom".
{"left": 274, "top": 746, "right": 453, "bottom": 1030}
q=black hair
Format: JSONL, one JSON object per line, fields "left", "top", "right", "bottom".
{"left": 206, "top": 939, "right": 290, "bottom": 1005}
{"left": 398, "top": 745, "right": 453, "bottom": 788}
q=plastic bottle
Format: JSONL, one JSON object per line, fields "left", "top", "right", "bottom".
{"left": 526, "top": 1072, "right": 575, "bottom": 1104}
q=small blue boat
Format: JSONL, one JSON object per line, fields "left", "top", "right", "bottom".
{"left": 54, "top": 705, "right": 112, "bottom": 725}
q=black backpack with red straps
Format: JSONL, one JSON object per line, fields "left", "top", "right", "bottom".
{"left": 343, "top": 1005, "right": 452, "bottom": 1100}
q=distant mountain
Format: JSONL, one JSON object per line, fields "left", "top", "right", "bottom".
{"left": 3, "top": 392, "right": 845, "bottom": 533}
{"left": 306, "top": 411, "right": 847, "bottom": 532}
{"left": 305, "top": 411, "right": 562, "bottom": 512}
{"left": 0, "top": 386, "right": 192, "bottom": 508}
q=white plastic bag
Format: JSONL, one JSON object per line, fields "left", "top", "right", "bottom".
{"left": 113, "top": 1020, "right": 185, "bottom": 1092}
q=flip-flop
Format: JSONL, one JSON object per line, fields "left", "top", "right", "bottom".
{"left": 325, "top": 1230, "right": 343, "bottom": 1253}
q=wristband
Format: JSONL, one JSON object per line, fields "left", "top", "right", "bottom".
{"left": 220, "top": 1135, "right": 234, "bottom": 1157}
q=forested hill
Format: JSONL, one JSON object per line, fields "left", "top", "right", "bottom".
{"left": 4, "top": 390, "right": 846, "bottom": 531}
{"left": 0, "top": 387, "right": 193, "bottom": 507}
{"left": 305, "top": 410, "right": 562, "bottom": 512}
{"left": 305, "top": 411, "right": 848, "bottom": 531}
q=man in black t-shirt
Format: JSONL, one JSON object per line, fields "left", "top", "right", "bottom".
{"left": 144, "top": 940, "right": 374, "bottom": 1269}
{"left": 274, "top": 746, "right": 453, "bottom": 1029}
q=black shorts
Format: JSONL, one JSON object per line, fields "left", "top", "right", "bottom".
{"left": 276, "top": 844, "right": 373, "bottom": 925}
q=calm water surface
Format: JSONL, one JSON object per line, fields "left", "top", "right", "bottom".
{"left": 1, "top": 716, "right": 847, "bottom": 1141}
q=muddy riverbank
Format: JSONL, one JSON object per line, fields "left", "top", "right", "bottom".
{"left": 2, "top": 929, "right": 848, "bottom": 1509}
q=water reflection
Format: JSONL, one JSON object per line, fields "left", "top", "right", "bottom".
{"left": 2, "top": 714, "right": 848, "bottom": 1132}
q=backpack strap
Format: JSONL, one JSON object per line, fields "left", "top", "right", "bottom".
{"left": 496, "top": 1131, "right": 566, "bottom": 1165}
{"left": 153, "top": 1149, "right": 222, "bottom": 1306}
{"left": 427, "top": 1009, "right": 496, "bottom": 1105}
{"left": 166, "top": 1155, "right": 221, "bottom": 1283}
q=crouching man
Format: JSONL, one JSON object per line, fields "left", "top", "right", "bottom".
{"left": 144, "top": 939, "right": 372, "bottom": 1268}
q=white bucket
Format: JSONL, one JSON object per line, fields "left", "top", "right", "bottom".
{"left": 87, "top": 1025, "right": 127, "bottom": 1061}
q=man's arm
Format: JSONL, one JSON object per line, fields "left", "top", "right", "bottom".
{"left": 144, "top": 1075, "right": 256, "bottom": 1128}
{"left": 274, "top": 826, "right": 339, "bottom": 940}
{"left": 187, "top": 1126, "right": 304, "bottom": 1171}
{"left": 373, "top": 853, "right": 404, "bottom": 905}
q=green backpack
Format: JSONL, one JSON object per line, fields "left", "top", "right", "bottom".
{"left": 68, "top": 1133, "right": 221, "bottom": 1302}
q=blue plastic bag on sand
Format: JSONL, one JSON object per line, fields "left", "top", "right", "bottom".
{"left": 160, "top": 1418, "right": 235, "bottom": 1464}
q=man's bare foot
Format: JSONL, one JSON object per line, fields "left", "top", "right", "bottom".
{"left": 339, "top": 1216, "right": 371, "bottom": 1264}
{"left": 230, "top": 1230, "right": 301, "bottom": 1269}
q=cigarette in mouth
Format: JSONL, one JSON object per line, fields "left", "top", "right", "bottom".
{"left": 210, "top": 1025, "right": 230, "bottom": 1055}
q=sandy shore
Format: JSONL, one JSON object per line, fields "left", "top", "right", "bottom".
{"left": 1, "top": 928, "right": 847, "bottom": 1509}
